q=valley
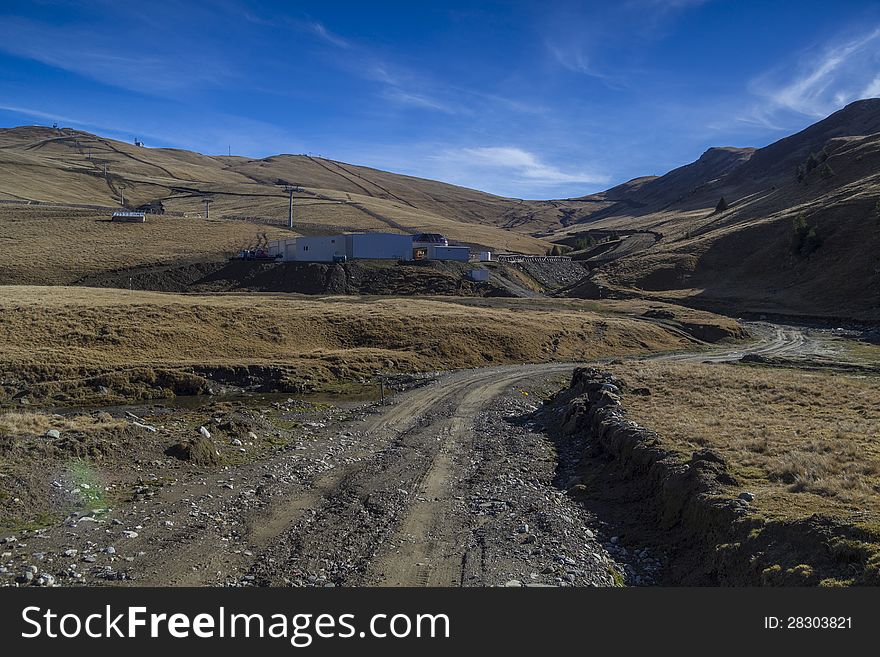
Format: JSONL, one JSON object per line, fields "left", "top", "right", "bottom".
{"left": 1, "top": 99, "right": 879, "bottom": 588}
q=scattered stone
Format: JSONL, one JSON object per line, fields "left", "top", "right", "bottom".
{"left": 45, "top": 429, "right": 60, "bottom": 439}
{"left": 36, "top": 573, "right": 55, "bottom": 587}
{"left": 738, "top": 492, "right": 755, "bottom": 502}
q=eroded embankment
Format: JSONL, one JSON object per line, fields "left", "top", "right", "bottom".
{"left": 75, "top": 259, "right": 512, "bottom": 297}
{"left": 537, "top": 368, "right": 880, "bottom": 586}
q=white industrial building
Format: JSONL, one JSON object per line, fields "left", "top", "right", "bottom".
{"left": 268, "top": 231, "right": 471, "bottom": 263}
{"left": 426, "top": 244, "right": 470, "bottom": 261}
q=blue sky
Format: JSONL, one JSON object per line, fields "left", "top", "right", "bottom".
{"left": 2, "top": 0, "right": 880, "bottom": 199}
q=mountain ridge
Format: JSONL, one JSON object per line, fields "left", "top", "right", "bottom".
{"left": 2, "top": 99, "right": 880, "bottom": 319}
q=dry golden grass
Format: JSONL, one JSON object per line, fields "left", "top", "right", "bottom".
{"left": 0, "top": 411, "right": 124, "bottom": 435}
{"left": 609, "top": 360, "right": 880, "bottom": 522}
{"left": 846, "top": 341, "right": 880, "bottom": 365}
{"left": 0, "top": 126, "right": 553, "bottom": 254}
{"left": 0, "top": 285, "right": 695, "bottom": 371}
{"left": 0, "top": 206, "right": 293, "bottom": 284}
{"left": 0, "top": 285, "right": 701, "bottom": 405}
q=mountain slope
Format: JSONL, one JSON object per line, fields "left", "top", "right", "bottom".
{"left": 0, "top": 125, "right": 553, "bottom": 253}
{"left": 563, "top": 99, "right": 880, "bottom": 322}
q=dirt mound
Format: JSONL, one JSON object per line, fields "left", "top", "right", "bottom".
{"left": 165, "top": 435, "right": 220, "bottom": 466}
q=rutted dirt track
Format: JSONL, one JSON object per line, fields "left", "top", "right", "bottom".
{"left": 1, "top": 324, "right": 823, "bottom": 587}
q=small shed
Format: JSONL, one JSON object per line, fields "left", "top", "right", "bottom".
{"left": 111, "top": 211, "right": 146, "bottom": 223}
{"left": 468, "top": 269, "right": 490, "bottom": 282}
{"left": 428, "top": 245, "right": 470, "bottom": 261}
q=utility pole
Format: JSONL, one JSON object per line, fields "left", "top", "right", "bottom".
{"left": 282, "top": 184, "right": 298, "bottom": 230}
{"left": 119, "top": 184, "right": 126, "bottom": 208}
{"left": 204, "top": 197, "right": 213, "bottom": 220}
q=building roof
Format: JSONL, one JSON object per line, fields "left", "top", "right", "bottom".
{"left": 413, "top": 233, "right": 447, "bottom": 243}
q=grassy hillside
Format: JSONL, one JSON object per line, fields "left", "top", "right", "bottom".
{"left": 0, "top": 125, "right": 553, "bottom": 253}
{"left": 560, "top": 99, "right": 880, "bottom": 322}
{"left": 4, "top": 101, "right": 880, "bottom": 320}
{"left": 0, "top": 205, "right": 293, "bottom": 285}
{"left": 0, "top": 286, "right": 701, "bottom": 405}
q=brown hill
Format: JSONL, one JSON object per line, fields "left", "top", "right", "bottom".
{"left": 3, "top": 101, "right": 880, "bottom": 321}
{"left": 0, "top": 125, "right": 553, "bottom": 253}
{"left": 561, "top": 99, "right": 880, "bottom": 322}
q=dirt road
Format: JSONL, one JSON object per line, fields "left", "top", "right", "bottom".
{"left": 1, "top": 322, "right": 819, "bottom": 588}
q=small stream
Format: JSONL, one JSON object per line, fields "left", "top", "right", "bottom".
{"left": 46, "top": 386, "right": 387, "bottom": 417}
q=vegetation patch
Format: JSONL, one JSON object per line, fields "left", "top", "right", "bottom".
{"left": 540, "top": 366, "right": 880, "bottom": 585}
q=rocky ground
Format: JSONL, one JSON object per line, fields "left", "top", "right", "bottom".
{"left": 0, "top": 365, "right": 637, "bottom": 588}
{"left": 0, "top": 323, "right": 832, "bottom": 588}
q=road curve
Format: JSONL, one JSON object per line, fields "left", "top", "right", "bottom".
{"left": 7, "top": 323, "right": 815, "bottom": 587}
{"left": 246, "top": 322, "right": 814, "bottom": 586}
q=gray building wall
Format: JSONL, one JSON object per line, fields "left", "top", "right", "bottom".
{"left": 428, "top": 245, "right": 470, "bottom": 261}
{"left": 346, "top": 232, "right": 412, "bottom": 260}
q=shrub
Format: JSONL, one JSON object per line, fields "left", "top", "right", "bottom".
{"left": 797, "top": 150, "right": 829, "bottom": 183}
{"left": 791, "top": 214, "right": 822, "bottom": 256}
{"left": 575, "top": 235, "right": 598, "bottom": 250}
{"left": 714, "top": 197, "right": 729, "bottom": 213}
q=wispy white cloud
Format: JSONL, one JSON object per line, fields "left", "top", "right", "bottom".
{"left": 544, "top": 0, "right": 709, "bottom": 82}
{"left": 0, "top": 104, "right": 81, "bottom": 126}
{"left": 625, "top": 0, "right": 711, "bottom": 10}
{"left": 423, "top": 146, "right": 609, "bottom": 197}
{"left": 382, "top": 89, "right": 456, "bottom": 113}
{"left": 308, "top": 21, "right": 351, "bottom": 49}
{"left": 863, "top": 75, "right": 880, "bottom": 98}
{"left": 746, "top": 26, "right": 880, "bottom": 120}
{"left": 546, "top": 43, "right": 594, "bottom": 76}
{"left": 0, "top": 103, "right": 302, "bottom": 156}
{"left": 0, "top": 16, "right": 234, "bottom": 94}
{"left": 453, "top": 147, "right": 608, "bottom": 185}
